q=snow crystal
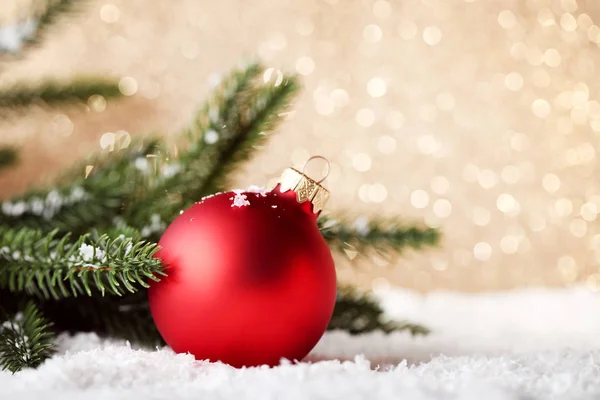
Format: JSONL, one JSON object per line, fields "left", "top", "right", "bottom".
{"left": 140, "top": 213, "right": 166, "bottom": 237}
{"left": 204, "top": 130, "right": 219, "bottom": 144}
{"left": 134, "top": 157, "right": 150, "bottom": 173}
{"left": 352, "top": 216, "right": 370, "bottom": 236}
{"left": 161, "top": 163, "right": 181, "bottom": 178}
{"left": 231, "top": 190, "right": 250, "bottom": 208}
{"left": 0, "top": 18, "right": 38, "bottom": 53}
{"left": 78, "top": 244, "right": 106, "bottom": 266}
{"left": 207, "top": 73, "right": 221, "bottom": 87}
{"left": 245, "top": 185, "right": 267, "bottom": 196}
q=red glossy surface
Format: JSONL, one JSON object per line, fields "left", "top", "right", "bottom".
{"left": 148, "top": 186, "right": 337, "bottom": 368}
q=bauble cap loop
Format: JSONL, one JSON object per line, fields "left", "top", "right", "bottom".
{"left": 272, "top": 156, "right": 331, "bottom": 214}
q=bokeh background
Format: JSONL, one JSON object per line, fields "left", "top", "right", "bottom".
{"left": 1, "top": 0, "right": 600, "bottom": 292}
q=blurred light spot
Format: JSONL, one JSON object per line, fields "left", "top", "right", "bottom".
{"left": 554, "top": 198, "right": 573, "bottom": 218}
{"left": 423, "top": 26, "right": 442, "bottom": 45}
{"left": 100, "top": 4, "right": 120, "bottom": 23}
{"left": 433, "top": 199, "right": 452, "bottom": 218}
{"left": 352, "top": 153, "right": 372, "bottom": 172}
{"left": 473, "top": 207, "right": 491, "bottom": 226}
{"left": 560, "top": 13, "right": 577, "bottom": 31}
{"left": 263, "top": 68, "right": 284, "bottom": 86}
{"left": 371, "top": 277, "right": 390, "bottom": 294}
{"left": 557, "top": 255, "right": 577, "bottom": 282}
{"left": 358, "top": 184, "right": 370, "bottom": 202}
{"left": 570, "top": 219, "right": 587, "bottom": 237}
{"left": 367, "top": 77, "right": 387, "bottom": 98}
{"left": 85, "top": 165, "right": 94, "bottom": 178}
{"left": 373, "top": 1, "right": 392, "bottom": 19}
{"left": 296, "top": 56, "right": 315, "bottom": 75}
{"left": 531, "top": 99, "right": 551, "bottom": 118}
{"left": 181, "top": 41, "right": 199, "bottom": 60}
{"left": 431, "top": 176, "right": 449, "bottom": 194}
{"left": 497, "top": 193, "right": 518, "bottom": 213}
{"left": 88, "top": 95, "right": 107, "bottom": 112}
{"left": 500, "top": 235, "right": 519, "bottom": 254}
{"left": 100, "top": 132, "right": 115, "bottom": 150}
{"left": 561, "top": 0, "right": 578, "bottom": 12}
{"left": 478, "top": 169, "right": 498, "bottom": 189}
{"left": 204, "top": 130, "right": 219, "bottom": 144}
{"left": 295, "top": 18, "right": 314, "bottom": 36}
{"left": 52, "top": 114, "right": 74, "bottom": 137}
{"left": 581, "top": 203, "right": 598, "bottom": 222}
{"left": 377, "top": 135, "right": 397, "bottom": 154}
{"left": 363, "top": 24, "right": 383, "bottom": 42}
{"left": 436, "top": 92, "right": 455, "bottom": 111}
{"left": 529, "top": 214, "right": 546, "bottom": 232}
{"left": 537, "top": 8, "right": 555, "bottom": 27}
{"left": 542, "top": 173, "right": 560, "bottom": 193}
{"left": 544, "top": 49, "right": 561, "bottom": 67}
{"left": 385, "top": 110, "right": 405, "bottom": 130}
{"left": 418, "top": 105, "right": 438, "bottom": 122}
{"left": 504, "top": 72, "right": 523, "bottom": 91}
{"left": 356, "top": 108, "right": 375, "bottom": 127}
{"left": 398, "top": 20, "right": 417, "bottom": 40}
{"left": 118, "top": 77, "right": 138, "bottom": 96}
{"left": 368, "top": 183, "right": 388, "bottom": 202}
{"left": 462, "top": 163, "right": 479, "bottom": 183}
{"left": 498, "top": 10, "right": 516, "bottom": 29}
{"left": 331, "top": 89, "right": 349, "bottom": 107}
{"left": 501, "top": 165, "right": 520, "bottom": 184}
{"left": 474, "top": 242, "right": 492, "bottom": 261}
{"left": 533, "top": 69, "right": 551, "bottom": 87}
{"left": 410, "top": 190, "right": 429, "bottom": 208}
{"left": 417, "top": 135, "right": 441, "bottom": 154}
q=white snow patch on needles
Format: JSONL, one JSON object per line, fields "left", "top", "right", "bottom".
{"left": 3, "top": 286, "right": 600, "bottom": 399}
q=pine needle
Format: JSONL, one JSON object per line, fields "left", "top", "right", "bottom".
{"left": 0, "top": 78, "right": 121, "bottom": 109}
{"left": 0, "top": 227, "right": 165, "bottom": 299}
{"left": 0, "top": 301, "right": 55, "bottom": 373}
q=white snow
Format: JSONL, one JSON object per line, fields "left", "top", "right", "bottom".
{"left": 230, "top": 190, "right": 250, "bottom": 208}
{"left": 0, "top": 18, "right": 37, "bottom": 53}
{"left": 2, "top": 285, "right": 600, "bottom": 399}
{"left": 1, "top": 187, "right": 89, "bottom": 220}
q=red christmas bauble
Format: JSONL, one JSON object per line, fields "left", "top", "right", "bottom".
{"left": 148, "top": 170, "right": 336, "bottom": 368}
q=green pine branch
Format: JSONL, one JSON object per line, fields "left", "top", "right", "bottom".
{"left": 0, "top": 78, "right": 121, "bottom": 109}
{"left": 0, "top": 301, "right": 55, "bottom": 373}
{"left": 0, "top": 227, "right": 165, "bottom": 299}
{"left": 319, "top": 215, "right": 440, "bottom": 255}
{"left": 40, "top": 290, "right": 163, "bottom": 347}
{"left": 329, "top": 286, "right": 429, "bottom": 335}
{"left": 125, "top": 62, "right": 300, "bottom": 229}
{"left": 0, "top": 0, "right": 83, "bottom": 55}
{"left": 0, "top": 139, "right": 159, "bottom": 236}
{"left": 0, "top": 146, "right": 18, "bottom": 171}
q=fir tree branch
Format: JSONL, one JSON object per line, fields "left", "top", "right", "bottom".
{"left": 40, "top": 290, "right": 163, "bottom": 347}
{"left": 0, "top": 139, "right": 159, "bottom": 236}
{"left": 318, "top": 215, "right": 440, "bottom": 255}
{"left": 0, "top": 78, "right": 121, "bottom": 109}
{"left": 0, "top": 227, "right": 165, "bottom": 299}
{"left": 0, "top": 146, "right": 18, "bottom": 171}
{"left": 329, "top": 286, "right": 429, "bottom": 335}
{"left": 0, "top": 0, "right": 83, "bottom": 54}
{"left": 125, "top": 63, "right": 300, "bottom": 228}
{"left": 0, "top": 301, "right": 55, "bottom": 373}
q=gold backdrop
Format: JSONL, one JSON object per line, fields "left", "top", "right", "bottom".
{"left": 1, "top": 0, "right": 600, "bottom": 292}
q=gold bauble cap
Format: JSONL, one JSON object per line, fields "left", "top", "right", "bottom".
{"left": 272, "top": 156, "right": 330, "bottom": 214}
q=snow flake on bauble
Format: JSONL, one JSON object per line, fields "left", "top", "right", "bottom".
{"left": 230, "top": 190, "right": 250, "bottom": 208}
{"left": 246, "top": 185, "right": 267, "bottom": 196}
